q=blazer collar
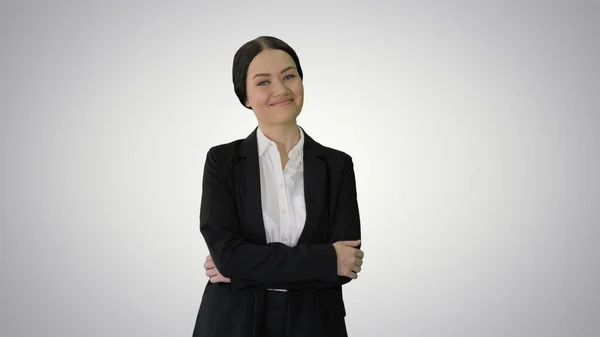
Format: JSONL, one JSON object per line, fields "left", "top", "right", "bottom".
{"left": 236, "top": 126, "right": 326, "bottom": 245}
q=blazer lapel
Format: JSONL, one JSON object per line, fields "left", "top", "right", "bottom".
{"left": 298, "top": 128, "right": 326, "bottom": 244}
{"left": 236, "top": 128, "right": 267, "bottom": 245}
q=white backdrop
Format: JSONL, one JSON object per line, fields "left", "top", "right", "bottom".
{"left": 1, "top": 1, "right": 599, "bottom": 336}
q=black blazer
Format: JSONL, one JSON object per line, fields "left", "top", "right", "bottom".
{"left": 192, "top": 127, "right": 361, "bottom": 337}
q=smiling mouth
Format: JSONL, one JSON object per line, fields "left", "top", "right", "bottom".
{"left": 271, "top": 99, "right": 292, "bottom": 106}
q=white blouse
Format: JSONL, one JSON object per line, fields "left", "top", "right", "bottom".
{"left": 256, "top": 126, "right": 306, "bottom": 247}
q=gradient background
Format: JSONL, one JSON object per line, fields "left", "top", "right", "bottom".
{"left": 1, "top": 1, "right": 599, "bottom": 336}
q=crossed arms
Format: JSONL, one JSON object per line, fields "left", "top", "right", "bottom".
{"left": 199, "top": 148, "right": 363, "bottom": 290}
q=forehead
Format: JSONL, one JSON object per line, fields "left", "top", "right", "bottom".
{"left": 247, "top": 49, "right": 296, "bottom": 75}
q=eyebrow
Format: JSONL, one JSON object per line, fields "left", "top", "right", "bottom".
{"left": 252, "top": 66, "right": 296, "bottom": 79}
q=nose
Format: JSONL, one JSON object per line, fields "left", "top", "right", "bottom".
{"left": 272, "top": 78, "right": 290, "bottom": 97}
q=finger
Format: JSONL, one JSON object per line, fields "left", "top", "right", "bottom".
{"left": 352, "top": 264, "right": 362, "bottom": 273}
{"left": 355, "top": 249, "right": 364, "bottom": 259}
{"left": 204, "top": 260, "right": 215, "bottom": 270}
{"left": 206, "top": 269, "right": 218, "bottom": 278}
{"left": 348, "top": 271, "right": 358, "bottom": 279}
{"left": 341, "top": 240, "right": 361, "bottom": 247}
{"left": 211, "top": 274, "right": 229, "bottom": 283}
{"left": 355, "top": 258, "right": 363, "bottom": 266}
{"left": 206, "top": 255, "right": 212, "bottom": 261}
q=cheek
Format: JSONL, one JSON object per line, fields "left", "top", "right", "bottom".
{"left": 294, "top": 83, "right": 304, "bottom": 103}
{"left": 247, "top": 87, "right": 269, "bottom": 105}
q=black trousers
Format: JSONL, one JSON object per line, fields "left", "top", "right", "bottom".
{"left": 264, "top": 290, "right": 287, "bottom": 337}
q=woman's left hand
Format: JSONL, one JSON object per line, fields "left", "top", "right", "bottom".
{"left": 204, "top": 255, "right": 231, "bottom": 283}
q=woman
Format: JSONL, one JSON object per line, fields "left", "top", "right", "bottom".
{"left": 193, "top": 36, "right": 363, "bottom": 337}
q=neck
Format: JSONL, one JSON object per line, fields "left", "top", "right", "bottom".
{"left": 258, "top": 122, "right": 300, "bottom": 154}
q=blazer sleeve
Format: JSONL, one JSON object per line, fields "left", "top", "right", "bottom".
{"left": 321, "top": 156, "right": 362, "bottom": 286}
{"left": 199, "top": 148, "right": 339, "bottom": 285}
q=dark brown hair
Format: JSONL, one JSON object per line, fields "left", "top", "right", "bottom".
{"left": 232, "top": 36, "right": 304, "bottom": 109}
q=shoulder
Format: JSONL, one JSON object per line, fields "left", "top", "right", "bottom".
{"left": 308, "top": 136, "right": 355, "bottom": 175}
{"left": 320, "top": 144, "right": 353, "bottom": 165}
{"left": 302, "top": 128, "right": 352, "bottom": 162}
{"left": 205, "top": 127, "right": 257, "bottom": 160}
{"left": 203, "top": 138, "right": 245, "bottom": 172}
{"left": 312, "top": 141, "right": 358, "bottom": 188}
{"left": 206, "top": 139, "right": 244, "bottom": 157}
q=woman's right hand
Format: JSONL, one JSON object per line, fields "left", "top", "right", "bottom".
{"left": 332, "top": 240, "right": 364, "bottom": 279}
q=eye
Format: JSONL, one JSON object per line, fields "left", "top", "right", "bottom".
{"left": 283, "top": 74, "right": 295, "bottom": 80}
{"left": 257, "top": 80, "right": 270, "bottom": 86}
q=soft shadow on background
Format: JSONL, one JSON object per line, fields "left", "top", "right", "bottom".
{"left": 1, "top": 1, "right": 598, "bottom": 336}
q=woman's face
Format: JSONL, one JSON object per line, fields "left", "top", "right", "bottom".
{"left": 245, "top": 49, "right": 304, "bottom": 127}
